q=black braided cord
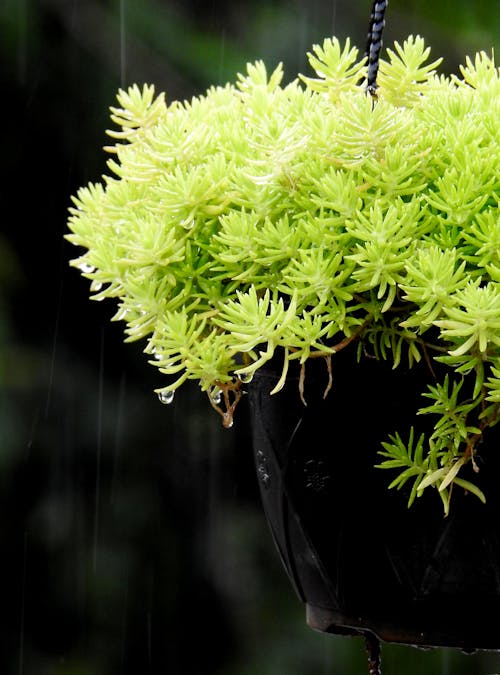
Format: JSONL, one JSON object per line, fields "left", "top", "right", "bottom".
{"left": 365, "top": 0, "right": 388, "bottom": 93}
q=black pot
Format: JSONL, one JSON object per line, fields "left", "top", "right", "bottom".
{"left": 248, "top": 349, "right": 500, "bottom": 651}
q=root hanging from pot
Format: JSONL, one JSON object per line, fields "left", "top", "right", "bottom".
{"left": 298, "top": 353, "right": 334, "bottom": 406}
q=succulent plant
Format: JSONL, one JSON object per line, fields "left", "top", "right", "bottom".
{"left": 67, "top": 35, "right": 500, "bottom": 512}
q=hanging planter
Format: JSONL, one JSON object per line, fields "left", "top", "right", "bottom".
{"left": 66, "top": 0, "right": 500, "bottom": 668}
{"left": 248, "top": 350, "right": 500, "bottom": 654}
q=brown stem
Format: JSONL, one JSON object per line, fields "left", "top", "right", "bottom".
{"left": 421, "top": 339, "right": 436, "bottom": 379}
{"left": 464, "top": 401, "right": 500, "bottom": 473}
{"left": 331, "top": 319, "right": 372, "bottom": 353}
{"left": 208, "top": 380, "right": 243, "bottom": 428}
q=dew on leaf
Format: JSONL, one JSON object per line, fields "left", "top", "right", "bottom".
{"left": 78, "top": 262, "right": 96, "bottom": 274}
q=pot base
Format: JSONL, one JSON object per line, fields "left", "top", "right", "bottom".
{"left": 306, "top": 604, "right": 482, "bottom": 652}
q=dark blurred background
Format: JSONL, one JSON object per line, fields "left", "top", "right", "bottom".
{"left": 1, "top": 1, "right": 499, "bottom": 673}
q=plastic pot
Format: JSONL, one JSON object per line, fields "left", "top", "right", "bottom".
{"left": 247, "top": 349, "right": 500, "bottom": 651}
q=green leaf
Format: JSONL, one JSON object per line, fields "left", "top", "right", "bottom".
{"left": 418, "top": 466, "right": 448, "bottom": 492}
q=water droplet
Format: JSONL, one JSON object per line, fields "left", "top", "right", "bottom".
{"left": 210, "top": 388, "right": 222, "bottom": 405}
{"left": 78, "top": 262, "right": 95, "bottom": 274}
{"left": 237, "top": 371, "right": 254, "bottom": 384}
{"left": 91, "top": 280, "right": 103, "bottom": 292}
{"left": 256, "top": 450, "right": 271, "bottom": 489}
{"left": 222, "top": 412, "right": 234, "bottom": 428}
{"left": 180, "top": 218, "right": 195, "bottom": 229}
{"left": 148, "top": 346, "right": 163, "bottom": 361}
{"left": 158, "top": 390, "right": 175, "bottom": 405}
{"left": 258, "top": 468, "right": 270, "bottom": 487}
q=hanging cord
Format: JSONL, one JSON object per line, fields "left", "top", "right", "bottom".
{"left": 365, "top": 0, "right": 389, "bottom": 94}
{"left": 364, "top": 631, "right": 382, "bottom": 675}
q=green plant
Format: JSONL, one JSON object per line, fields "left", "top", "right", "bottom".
{"left": 67, "top": 35, "right": 500, "bottom": 513}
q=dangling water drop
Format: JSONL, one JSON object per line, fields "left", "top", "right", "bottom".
{"left": 158, "top": 390, "right": 175, "bottom": 405}
{"left": 237, "top": 371, "right": 254, "bottom": 384}
{"left": 210, "top": 388, "right": 222, "bottom": 405}
{"left": 222, "top": 412, "right": 234, "bottom": 428}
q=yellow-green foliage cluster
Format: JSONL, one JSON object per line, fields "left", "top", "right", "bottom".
{"left": 67, "top": 36, "right": 500, "bottom": 511}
